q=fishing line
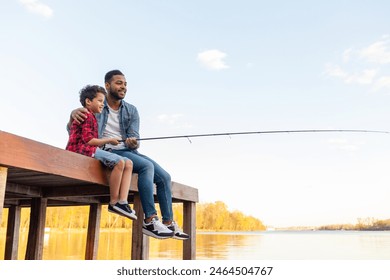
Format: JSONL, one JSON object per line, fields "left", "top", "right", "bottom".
{"left": 118, "top": 129, "right": 390, "bottom": 142}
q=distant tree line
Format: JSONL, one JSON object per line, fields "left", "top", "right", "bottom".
{"left": 318, "top": 217, "right": 390, "bottom": 231}
{"left": 1, "top": 201, "right": 265, "bottom": 231}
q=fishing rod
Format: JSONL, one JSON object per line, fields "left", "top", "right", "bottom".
{"left": 118, "top": 129, "right": 390, "bottom": 142}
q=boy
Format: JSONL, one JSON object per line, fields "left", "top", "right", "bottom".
{"left": 66, "top": 85, "right": 137, "bottom": 220}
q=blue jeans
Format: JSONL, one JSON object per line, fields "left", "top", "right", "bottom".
{"left": 111, "top": 148, "right": 173, "bottom": 222}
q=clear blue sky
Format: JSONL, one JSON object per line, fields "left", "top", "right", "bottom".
{"left": 1, "top": 0, "right": 390, "bottom": 227}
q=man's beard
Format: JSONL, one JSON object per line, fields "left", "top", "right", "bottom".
{"left": 109, "top": 90, "right": 125, "bottom": 100}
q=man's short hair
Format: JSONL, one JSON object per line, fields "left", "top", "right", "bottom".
{"left": 79, "top": 85, "right": 107, "bottom": 107}
{"left": 104, "top": 70, "right": 124, "bottom": 83}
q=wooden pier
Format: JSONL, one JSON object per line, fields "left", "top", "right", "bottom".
{"left": 0, "top": 130, "right": 198, "bottom": 260}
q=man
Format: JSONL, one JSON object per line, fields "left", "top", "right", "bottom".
{"left": 68, "top": 70, "right": 189, "bottom": 240}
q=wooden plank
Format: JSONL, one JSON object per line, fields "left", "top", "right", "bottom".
{"left": 183, "top": 202, "right": 196, "bottom": 260}
{"left": 43, "top": 185, "right": 109, "bottom": 198}
{"left": 171, "top": 182, "right": 199, "bottom": 202}
{"left": 85, "top": 203, "right": 102, "bottom": 260}
{"left": 131, "top": 194, "right": 149, "bottom": 260}
{"left": 5, "top": 182, "right": 41, "bottom": 197}
{"left": 1, "top": 131, "right": 199, "bottom": 203}
{"left": 25, "top": 198, "right": 47, "bottom": 260}
{"left": 0, "top": 167, "right": 7, "bottom": 223}
{"left": 0, "top": 131, "right": 107, "bottom": 186}
{"left": 4, "top": 205, "right": 21, "bottom": 260}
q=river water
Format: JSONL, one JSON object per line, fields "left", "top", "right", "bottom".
{"left": 1, "top": 229, "right": 389, "bottom": 260}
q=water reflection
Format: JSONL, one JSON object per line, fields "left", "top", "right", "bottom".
{"left": 196, "top": 232, "right": 259, "bottom": 260}
{"left": 1, "top": 229, "right": 390, "bottom": 260}
{"left": 98, "top": 229, "right": 132, "bottom": 259}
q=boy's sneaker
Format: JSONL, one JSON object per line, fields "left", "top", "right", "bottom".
{"left": 142, "top": 216, "right": 174, "bottom": 239}
{"left": 167, "top": 221, "right": 190, "bottom": 240}
{"left": 108, "top": 202, "right": 137, "bottom": 220}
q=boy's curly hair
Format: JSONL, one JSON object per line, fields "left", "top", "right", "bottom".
{"left": 79, "top": 85, "right": 107, "bottom": 107}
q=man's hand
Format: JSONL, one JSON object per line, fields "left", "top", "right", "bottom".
{"left": 71, "top": 107, "right": 89, "bottom": 124}
{"left": 108, "top": 138, "right": 120, "bottom": 145}
{"left": 125, "top": 137, "right": 139, "bottom": 149}
{"left": 67, "top": 107, "right": 88, "bottom": 131}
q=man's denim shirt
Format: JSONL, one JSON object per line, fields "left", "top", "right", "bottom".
{"left": 96, "top": 99, "right": 140, "bottom": 146}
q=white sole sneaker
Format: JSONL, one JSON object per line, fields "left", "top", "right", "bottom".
{"left": 142, "top": 228, "right": 173, "bottom": 239}
{"left": 142, "top": 217, "right": 174, "bottom": 239}
{"left": 108, "top": 203, "right": 137, "bottom": 220}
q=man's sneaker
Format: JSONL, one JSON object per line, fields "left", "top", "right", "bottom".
{"left": 142, "top": 216, "right": 174, "bottom": 239}
{"left": 167, "top": 221, "right": 190, "bottom": 240}
{"left": 108, "top": 202, "right": 137, "bottom": 220}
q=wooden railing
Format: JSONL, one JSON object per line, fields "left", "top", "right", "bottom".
{"left": 0, "top": 130, "right": 198, "bottom": 260}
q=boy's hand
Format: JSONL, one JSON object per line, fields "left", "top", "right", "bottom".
{"left": 125, "top": 137, "right": 139, "bottom": 149}
{"left": 71, "top": 107, "right": 88, "bottom": 124}
{"left": 108, "top": 139, "right": 120, "bottom": 145}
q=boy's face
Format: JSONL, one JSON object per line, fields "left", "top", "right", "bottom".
{"left": 86, "top": 92, "right": 105, "bottom": 113}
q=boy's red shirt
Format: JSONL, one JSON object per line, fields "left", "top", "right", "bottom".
{"left": 66, "top": 111, "right": 98, "bottom": 157}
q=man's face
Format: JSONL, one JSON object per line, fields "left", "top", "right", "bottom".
{"left": 106, "top": 75, "right": 127, "bottom": 100}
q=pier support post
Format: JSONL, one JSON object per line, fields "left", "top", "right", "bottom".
{"left": 85, "top": 203, "right": 102, "bottom": 260}
{"left": 131, "top": 193, "right": 149, "bottom": 260}
{"left": 183, "top": 201, "right": 196, "bottom": 260}
{"left": 4, "top": 205, "right": 21, "bottom": 260}
{"left": 25, "top": 198, "right": 47, "bottom": 260}
{"left": 0, "top": 167, "right": 7, "bottom": 224}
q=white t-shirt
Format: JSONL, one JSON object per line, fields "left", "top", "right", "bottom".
{"left": 102, "top": 106, "right": 125, "bottom": 150}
